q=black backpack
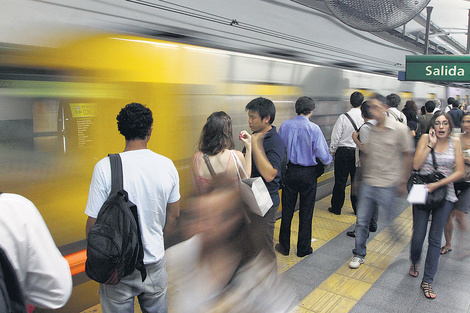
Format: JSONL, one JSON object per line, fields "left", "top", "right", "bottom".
{"left": 85, "top": 154, "right": 146, "bottom": 285}
{"left": 0, "top": 245, "right": 27, "bottom": 313}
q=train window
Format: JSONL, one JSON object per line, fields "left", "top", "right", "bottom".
{"left": 0, "top": 96, "right": 34, "bottom": 150}
{"left": 230, "top": 56, "right": 270, "bottom": 83}
{"left": 33, "top": 100, "right": 60, "bottom": 152}
{"left": 270, "top": 62, "right": 294, "bottom": 85}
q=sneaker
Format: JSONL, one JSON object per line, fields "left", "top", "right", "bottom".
{"left": 347, "top": 230, "right": 356, "bottom": 238}
{"left": 275, "top": 243, "right": 289, "bottom": 256}
{"left": 349, "top": 256, "right": 364, "bottom": 269}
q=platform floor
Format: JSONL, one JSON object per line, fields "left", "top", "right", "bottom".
{"left": 82, "top": 187, "right": 470, "bottom": 313}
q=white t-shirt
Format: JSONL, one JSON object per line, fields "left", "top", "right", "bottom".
{"left": 0, "top": 193, "right": 72, "bottom": 309}
{"left": 386, "top": 107, "right": 407, "bottom": 125}
{"left": 85, "top": 149, "right": 180, "bottom": 264}
{"left": 329, "top": 107, "right": 364, "bottom": 154}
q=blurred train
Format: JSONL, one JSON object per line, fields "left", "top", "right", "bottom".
{"left": 0, "top": 33, "right": 469, "bottom": 312}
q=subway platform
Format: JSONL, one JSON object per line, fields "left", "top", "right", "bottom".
{"left": 81, "top": 186, "right": 470, "bottom": 313}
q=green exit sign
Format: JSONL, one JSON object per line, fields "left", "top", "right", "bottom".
{"left": 405, "top": 55, "right": 470, "bottom": 82}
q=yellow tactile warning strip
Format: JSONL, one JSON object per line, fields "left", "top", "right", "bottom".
{"left": 274, "top": 187, "right": 357, "bottom": 274}
{"left": 289, "top": 204, "right": 413, "bottom": 313}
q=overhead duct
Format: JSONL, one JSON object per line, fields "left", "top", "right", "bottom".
{"left": 323, "top": 0, "right": 431, "bottom": 32}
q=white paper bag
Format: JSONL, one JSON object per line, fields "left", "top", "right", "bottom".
{"left": 239, "top": 177, "right": 273, "bottom": 216}
{"left": 407, "top": 184, "right": 428, "bottom": 204}
{"left": 231, "top": 151, "right": 273, "bottom": 216}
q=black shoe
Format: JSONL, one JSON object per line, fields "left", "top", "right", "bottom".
{"left": 297, "top": 247, "right": 313, "bottom": 258}
{"left": 328, "top": 207, "right": 341, "bottom": 215}
{"left": 275, "top": 243, "right": 289, "bottom": 256}
{"left": 369, "top": 225, "right": 377, "bottom": 233}
{"left": 347, "top": 230, "right": 356, "bottom": 238}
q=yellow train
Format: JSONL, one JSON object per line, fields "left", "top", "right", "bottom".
{"left": 0, "top": 32, "right": 467, "bottom": 312}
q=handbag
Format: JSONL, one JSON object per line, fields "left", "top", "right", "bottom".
{"left": 407, "top": 148, "right": 447, "bottom": 211}
{"left": 231, "top": 151, "right": 273, "bottom": 217}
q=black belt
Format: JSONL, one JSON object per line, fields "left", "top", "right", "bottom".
{"left": 288, "top": 162, "right": 315, "bottom": 168}
{"left": 337, "top": 146, "right": 355, "bottom": 151}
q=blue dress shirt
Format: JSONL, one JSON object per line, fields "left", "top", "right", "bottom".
{"left": 279, "top": 115, "right": 332, "bottom": 167}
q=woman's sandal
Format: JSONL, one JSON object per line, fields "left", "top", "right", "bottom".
{"left": 440, "top": 246, "right": 452, "bottom": 255}
{"left": 420, "top": 282, "right": 436, "bottom": 299}
{"left": 409, "top": 264, "right": 419, "bottom": 277}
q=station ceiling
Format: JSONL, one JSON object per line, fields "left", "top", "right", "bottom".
{"left": 2, "top": 0, "right": 470, "bottom": 78}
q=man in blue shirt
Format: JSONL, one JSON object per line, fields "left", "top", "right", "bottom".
{"left": 246, "top": 97, "right": 286, "bottom": 256}
{"left": 276, "top": 97, "right": 332, "bottom": 257}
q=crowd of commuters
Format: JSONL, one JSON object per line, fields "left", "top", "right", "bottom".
{"left": 2, "top": 92, "right": 470, "bottom": 312}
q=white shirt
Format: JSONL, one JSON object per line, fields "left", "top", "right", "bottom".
{"left": 329, "top": 107, "right": 364, "bottom": 154}
{"left": 85, "top": 149, "right": 180, "bottom": 264}
{"left": 386, "top": 107, "right": 407, "bottom": 125}
{"left": 0, "top": 193, "right": 72, "bottom": 309}
{"left": 355, "top": 119, "right": 377, "bottom": 167}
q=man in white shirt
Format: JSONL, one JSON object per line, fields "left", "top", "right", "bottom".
{"left": 386, "top": 93, "right": 407, "bottom": 125}
{"left": 85, "top": 102, "right": 180, "bottom": 313}
{"left": 0, "top": 192, "right": 72, "bottom": 309}
{"left": 328, "top": 91, "right": 364, "bottom": 215}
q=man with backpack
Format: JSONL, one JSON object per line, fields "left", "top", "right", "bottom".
{"left": 385, "top": 93, "right": 407, "bottom": 125}
{"left": 328, "top": 91, "right": 364, "bottom": 215}
{"left": 0, "top": 192, "right": 72, "bottom": 311}
{"left": 85, "top": 103, "right": 180, "bottom": 313}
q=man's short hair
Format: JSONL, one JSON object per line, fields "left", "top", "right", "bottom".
{"left": 386, "top": 93, "right": 401, "bottom": 108}
{"left": 245, "top": 97, "right": 276, "bottom": 124}
{"left": 295, "top": 96, "right": 315, "bottom": 115}
{"left": 449, "top": 97, "right": 460, "bottom": 108}
{"left": 350, "top": 92, "right": 364, "bottom": 108}
{"left": 424, "top": 100, "right": 436, "bottom": 113}
{"left": 371, "top": 93, "right": 387, "bottom": 105}
{"left": 360, "top": 101, "right": 372, "bottom": 119}
{"left": 116, "top": 102, "right": 153, "bottom": 141}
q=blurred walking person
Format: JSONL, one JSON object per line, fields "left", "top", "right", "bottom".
{"left": 349, "top": 94, "right": 413, "bottom": 269}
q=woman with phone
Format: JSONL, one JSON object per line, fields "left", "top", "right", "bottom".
{"left": 408, "top": 111, "right": 465, "bottom": 299}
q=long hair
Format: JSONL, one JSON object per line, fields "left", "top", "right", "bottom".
{"left": 198, "top": 111, "right": 235, "bottom": 155}
{"left": 402, "top": 100, "right": 418, "bottom": 121}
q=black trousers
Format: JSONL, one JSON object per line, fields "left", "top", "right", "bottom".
{"left": 330, "top": 147, "right": 357, "bottom": 214}
{"left": 279, "top": 163, "right": 318, "bottom": 255}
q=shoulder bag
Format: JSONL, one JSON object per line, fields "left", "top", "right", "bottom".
{"left": 231, "top": 151, "right": 273, "bottom": 217}
{"left": 407, "top": 148, "right": 447, "bottom": 211}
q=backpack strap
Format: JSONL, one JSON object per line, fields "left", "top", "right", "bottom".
{"left": 202, "top": 154, "right": 217, "bottom": 178}
{"left": 108, "top": 154, "right": 124, "bottom": 193}
{"left": 356, "top": 121, "right": 372, "bottom": 142}
{"left": 387, "top": 109, "right": 404, "bottom": 122}
{"left": 344, "top": 113, "right": 359, "bottom": 132}
{"left": 430, "top": 148, "right": 439, "bottom": 171}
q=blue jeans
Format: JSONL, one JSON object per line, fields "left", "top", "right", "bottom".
{"left": 410, "top": 201, "right": 454, "bottom": 284}
{"left": 99, "top": 258, "right": 168, "bottom": 313}
{"left": 353, "top": 183, "right": 397, "bottom": 258}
